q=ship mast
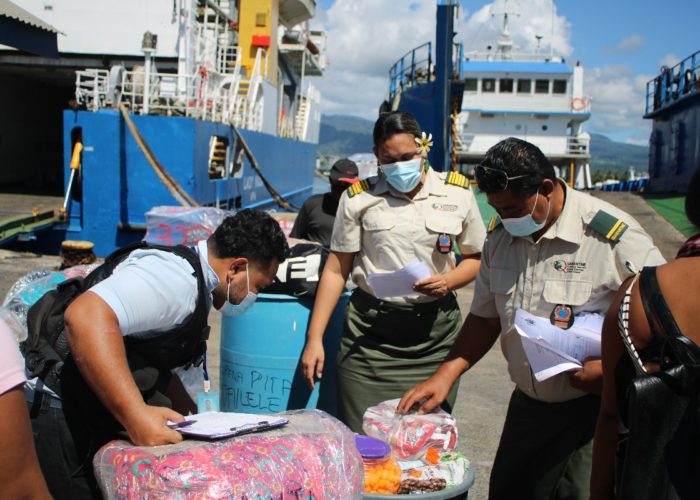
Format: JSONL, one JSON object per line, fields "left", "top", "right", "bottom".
{"left": 491, "top": 0, "right": 519, "bottom": 60}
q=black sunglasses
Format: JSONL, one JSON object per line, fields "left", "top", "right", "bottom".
{"left": 474, "top": 165, "right": 529, "bottom": 192}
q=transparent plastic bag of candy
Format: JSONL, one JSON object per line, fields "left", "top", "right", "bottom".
{"left": 362, "top": 398, "right": 459, "bottom": 461}
{"left": 144, "top": 206, "right": 232, "bottom": 247}
{"left": 93, "top": 409, "right": 364, "bottom": 499}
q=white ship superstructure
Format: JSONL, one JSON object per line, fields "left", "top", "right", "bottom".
{"left": 454, "top": 7, "right": 592, "bottom": 188}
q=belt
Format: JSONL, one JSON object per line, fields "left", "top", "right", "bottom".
{"left": 352, "top": 287, "right": 457, "bottom": 313}
{"left": 25, "top": 385, "right": 63, "bottom": 411}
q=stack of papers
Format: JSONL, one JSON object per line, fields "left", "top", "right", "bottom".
{"left": 367, "top": 259, "right": 431, "bottom": 299}
{"left": 170, "top": 412, "right": 288, "bottom": 440}
{"left": 514, "top": 309, "right": 603, "bottom": 382}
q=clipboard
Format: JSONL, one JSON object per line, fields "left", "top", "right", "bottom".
{"left": 171, "top": 412, "right": 289, "bottom": 440}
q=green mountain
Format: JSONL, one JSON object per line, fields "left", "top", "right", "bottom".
{"left": 589, "top": 133, "right": 648, "bottom": 175}
{"left": 318, "top": 115, "right": 650, "bottom": 176}
{"left": 318, "top": 114, "right": 374, "bottom": 156}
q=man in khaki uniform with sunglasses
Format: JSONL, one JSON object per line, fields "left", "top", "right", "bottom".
{"left": 398, "top": 138, "right": 664, "bottom": 500}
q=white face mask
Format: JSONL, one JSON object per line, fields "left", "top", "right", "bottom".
{"left": 219, "top": 265, "right": 258, "bottom": 317}
{"left": 500, "top": 189, "right": 551, "bottom": 237}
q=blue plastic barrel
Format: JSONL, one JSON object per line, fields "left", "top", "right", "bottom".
{"left": 219, "top": 292, "right": 349, "bottom": 416}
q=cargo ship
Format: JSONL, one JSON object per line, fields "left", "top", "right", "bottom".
{"left": 0, "top": 0, "right": 325, "bottom": 255}
{"left": 643, "top": 48, "right": 699, "bottom": 193}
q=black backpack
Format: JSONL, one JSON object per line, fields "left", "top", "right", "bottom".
{"left": 23, "top": 241, "right": 209, "bottom": 396}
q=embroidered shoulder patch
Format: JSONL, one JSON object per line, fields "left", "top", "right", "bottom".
{"left": 588, "top": 210, "right": 628, "bottom": 243}
{"left": 347, "top": 179, "right": 371, "bottom": 198}
{"left": 487, "top": 216, "right": 502, "bottom": 232}
{"left": 445, "top": 171, "right": 470, "bottom": 189}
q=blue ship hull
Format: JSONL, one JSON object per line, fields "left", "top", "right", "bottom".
{"left": 60, "top": 110, "right": 315, "bottom": 256}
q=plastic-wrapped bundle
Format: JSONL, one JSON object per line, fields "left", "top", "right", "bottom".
{"left": 93, "top": 410, "right": 364, "bottom": 499}
{"left": 362, "top": 399, "right": 458, "bottom": 461}
{"left": 2, "top": 264, "right": 99, "bottom": 340}
{"left": 144, "top": 206, "right": 232, "bottom": 247}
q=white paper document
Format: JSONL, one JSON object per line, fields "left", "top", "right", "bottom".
{"left": 367, "top": 259, "right": 431, "bottom": 299}
{"left": 514, "top": 309, "right": 603, "bottom": 382}
{"left": 169, "top": 412, "right": 288, "bottom": 440}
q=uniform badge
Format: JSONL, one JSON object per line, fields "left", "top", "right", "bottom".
{"left": 550, "top": 304, "right": 574, "bottom": 329}
{"left": 436, "top": 233, "right": 452, "bottom": 254}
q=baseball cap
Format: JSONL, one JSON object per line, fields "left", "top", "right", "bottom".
{"left": 329, "top": 159, "right": 359, "bottom": 184}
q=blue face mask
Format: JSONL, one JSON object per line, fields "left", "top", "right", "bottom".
{"left": 380, "top": 158, "right": 423, "bottom": 193}
{"left": 220, "top": 266, "right": 258, "bottom": 317}
{"left": 501, "top": 189, "right": 551, "bottom": 237}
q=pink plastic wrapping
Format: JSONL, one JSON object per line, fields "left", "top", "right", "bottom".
{"left": 93, "top": 410, "right": 364, "bottom": 499}
{"left": 144, "top": 206, "right": 232, "bottom": 247}
{"left": 362, "top": 399, "right": 458, "bottom": 461}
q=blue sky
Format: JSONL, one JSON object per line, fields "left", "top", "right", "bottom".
{"left": 310, "top": 0, "right": 699, "bottom": 145}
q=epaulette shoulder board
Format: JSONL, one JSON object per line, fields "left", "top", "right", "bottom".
{"left": 487, "top": 216, "right": 502, "bottom": 233}
{"left": 588, "top": 209, "right": 629, "bottom": 243}
{"left": 445, "top": 171, "right": 470, "bottom": 189}
{"left": 347, "top": 179, "right": 371, "bottom": 198}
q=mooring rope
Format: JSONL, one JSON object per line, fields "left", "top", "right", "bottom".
{"left": 118, "top": 103, "right": 199, "bottom": 207}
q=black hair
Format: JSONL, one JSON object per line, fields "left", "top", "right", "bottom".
{"left": 209, "top": 209, "right": 288, "bottom": 267}
{"left": 686, "top": 165, "right": 700, "bottom": 228}
{"left": 372, "top": 111, "right": 421, "bottom": 147}
{"left": 480, "top": 137, "right": 556, "bottom": 197}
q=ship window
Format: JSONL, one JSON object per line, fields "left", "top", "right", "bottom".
{"left": 464, "top": 78, "right": 478, "bottom": 92}
{"left": 553, "top": 80, "right": 567, "bottom": 94}
{"left": 535, "top": 79, "right": 550, "bottom": 94}
{"left": 499, "top": 78, "right": 514, "bottom": 93}
{"left": 517, "top": 79, "right": 531, "bottom": 93}
{"left": 482, "top": 78, "right": 496, "bottom": 93}
{"left": 208, "top": 136, "right": 229, "bottom": 180}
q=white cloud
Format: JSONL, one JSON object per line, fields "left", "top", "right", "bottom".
{"left": 618, "top": 34, "right": 645, "bottom": 52}
{"left": 583, "top": 65, "right": 653, "bottom": 143}
{"left": 310, "top": 0, "right": 653, "bottom": 144}
{"left": 457, "top": 0, "right": 572, "bottom": 58}
{"left": 602, "top": 34, "right": 645, "bottom": 54}
{"left": 659, "top": 53, "right": 680, "bottom": 69}
{"left": 310, "top": 0, "right": 435, "bottom": 119}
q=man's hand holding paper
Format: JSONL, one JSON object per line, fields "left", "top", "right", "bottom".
{"left": 514, "top": 309, "right": 603, "bottom": 383}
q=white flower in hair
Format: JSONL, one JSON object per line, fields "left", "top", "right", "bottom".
{"left": 415, "top": 132, "right": 433, "bottom": 153}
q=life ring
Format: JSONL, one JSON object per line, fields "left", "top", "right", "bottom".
{"left": 571, "top": 97, "right": 586, "bottom": 111}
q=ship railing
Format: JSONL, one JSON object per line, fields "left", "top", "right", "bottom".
{"left": 237, "top": 48, "right": 266, "bottom": 131}
{"left": 462, "top": 51, "right": 563, "bottom": 63}
{"left": 216, "top": 45, "right": 240, "bottom": 75}
{"left": 454, "top": 132, "right": 475, "bottom": 152}
{"left": 388, "top": 42, "right": 432, "bottom": 102}
{"left": 566, "top": 136, "right": 590, "bottom": 157}
{"left": 75, "top": 69, "right": 110, "bottom": 111}
{"left": 645, "top": 49, "right": 700, "bottom": 114}
{"left": 294, "top": 88, "right": 313, "bottom": 141}
{"left": 116, "top": 69, "right": 231, "bottom": 122}
{"left": 454, "top": 133, "right": 589, "bottom": 158}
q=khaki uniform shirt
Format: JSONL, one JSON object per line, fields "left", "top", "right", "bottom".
{"left": 470, "top": 183, "right": 665, "bottom": 402}
{"left": 331, "top": 168, "right": 486, "bottom": 304}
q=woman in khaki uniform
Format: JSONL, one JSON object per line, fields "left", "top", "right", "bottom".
{"left": 300, "top": 112, "right": 486, "bottom": 432}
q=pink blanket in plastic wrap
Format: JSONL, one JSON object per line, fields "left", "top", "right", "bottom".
{"left": 93, "top": 410, "right": 363, "bottom": 499}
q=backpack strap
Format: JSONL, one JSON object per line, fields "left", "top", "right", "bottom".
{"left": 638, "top": 266, "right": 700, "bottom": 365}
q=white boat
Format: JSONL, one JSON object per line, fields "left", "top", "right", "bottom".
{"left": 386, "top": 0, "right": 593, "bottom": 189}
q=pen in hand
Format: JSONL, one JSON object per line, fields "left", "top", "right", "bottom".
{"left": 167, "top": 420, "right": 196, "bottom": 429}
